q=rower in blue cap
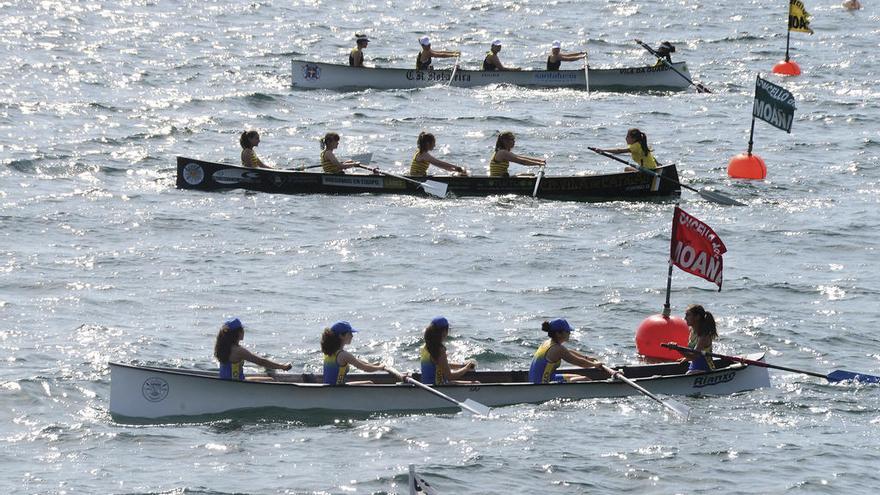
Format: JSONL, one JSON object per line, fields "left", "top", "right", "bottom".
{"left": 321, "top": 321, "right": 387, "bottom": 385}
{"left": 214, "top": 318, "right": 292, "bottom": 380}
{"left": 420, "top": 316, "right": 479, "bottom": 385}
{"left": 529, "top": 318, "right": 603, "bottom": 383}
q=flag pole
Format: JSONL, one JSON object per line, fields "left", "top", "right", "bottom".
{"left": 662, "top": 260, "right": 674, "bottom": 317}
{"left": 784, "top": 28, "right": 791, "bottom": 62}
{"left": 746, "top": 114, "right": 756, "bottom": 156}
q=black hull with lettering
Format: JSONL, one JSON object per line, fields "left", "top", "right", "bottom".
{"left": 176, "top": 157, "right": 681, "bottom": 202}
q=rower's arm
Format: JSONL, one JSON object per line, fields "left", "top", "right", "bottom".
{"left": 560, "top": 347, "right": 601, "bottom": 369}
{"left": 509, "top": 153, "right": 546, "bottom": 167}
{"left": 234, "top": 346, "right": 292, "bottom": 371}
{"left": 560, "top": 53, "right": 586, "bottom": 61}
{"left": 425, "top": 153, "right": 465, "bottom": 174}
{"left": 599, "top": 147, "right": 629, "bottom": 155}
{"left": 339, "top": 351, "right": 386, "bottom": 372}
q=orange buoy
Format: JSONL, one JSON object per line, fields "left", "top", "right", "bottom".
{"left": 772, "top": 60, "right": 801, "bottom": 76}
{"left": 635, "top": 314, "right": 689, "bottom": 362}
{"left": 727, "top": 153, "right": 767, "bottom": 179}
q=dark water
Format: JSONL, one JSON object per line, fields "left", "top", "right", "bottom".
{"left": 1, "top": 1, "right": 879, "bottom": 493}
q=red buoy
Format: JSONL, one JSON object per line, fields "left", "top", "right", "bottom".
{"left": 727, "top": 153, "right": 767, "bottom": 179}
{"left": 635, "top": 314, "right": 689, "bottom": 361}
{"left": 772, "top": 60, "right": 801, "bottom": 76}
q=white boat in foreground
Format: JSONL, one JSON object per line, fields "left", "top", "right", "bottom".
{"left": 291, "top": 60, "right": 693, "bottom": 91}
{"left": 110, "top": 354, "right": 770, "bottom": 422}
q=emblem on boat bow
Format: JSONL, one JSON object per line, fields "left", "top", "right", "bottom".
{"left": 303, "top": 63, "right": 321, "bottom": 80}
{"left": 182, "top": 162, "right": 205, "bottom": 186}
{"left": 142, "top": 377, "right": 169, "bottom": 402}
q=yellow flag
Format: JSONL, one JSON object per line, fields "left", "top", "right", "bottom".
{"left": 789, "top": 0, "right": 814, "bottom": 34}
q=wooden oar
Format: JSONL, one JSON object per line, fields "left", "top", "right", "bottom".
{"left": 634, "top": 39, "right": 711, "bottom": 93}
{"left": 587, "top": 147, "right": 744, "bottom": 206}
{"left": 385, "top": 366, "right": 491, "bottom": 416}
{"left": 662, "top": 343, "right": 880, "bottom": 384}
{"left": 356, "top": 165, "right": 448, "bottom": 198}
{"left": 532, "top": 164, "right": 546, "bottom": 197}
{"left": 601, "top": 364, "right": 691, "bottom": 419}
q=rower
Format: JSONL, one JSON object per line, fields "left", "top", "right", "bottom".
{"left": 320, "top": 132, "right": 360, "bottom": 174}
{"left": 420, "top": 317, "right": 478, "bottom": 385}
{"left": 594, "top": 128, "right": 658, "bottom": 172}
{"left": 416, "top": 36, "right": 460, "bottom": 70}
{"left": 528, "top": 319, "right": 602, "bottom": 384}
{"left": 214, "top": 318, "right": 292, "bottom": 381}
{"left": 488, "top": 131, "right": 546, "bottom": 177}
{"left": 349, "top": 33, "right": 369, "bottom": 67}
{"left": 653, "top": 41, "right": 675, "bottom": 67}
{"left": 482, "top": 39, "right": 520, "bottom": 71}
{"left": 678, "top": 305, "right": 718, "bottom": 374}
{"left": 546, "top": 40, "right": 586, "bottom": 71}
{"left": 321, "top": 321, "right": 386, "bottom": 385}
{"left": 240, "top": 130, "right": 272, "bottom": 169}
{"left": 410, "top": 132, "right": 467, "bottom": 176}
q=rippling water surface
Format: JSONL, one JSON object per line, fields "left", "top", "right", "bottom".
{"left": 1, "top": 1, "right": 879, "bottom": 493}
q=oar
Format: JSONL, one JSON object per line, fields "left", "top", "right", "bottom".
{"left": 532, "top": 164, "right": 546, "bottom": 197}
{"left": 634, "top": 39, "right": 711, "bottom": 93}
{"left": 587, "top": 147, "right": 744, "bottom": 206}
{"left": 357, "top": 165, "right": 448, "bottom": 198}
{"left": 661, "top": 343, "right": 880, "bottom": 384}
{"left": 601, "top": 364, "right": 691, "bottom": 419}
{"left": 385, "top": 366, "right": 491, "bottom": 416}
{"left": 583, "top": 46, "right": 590, "bottom": 93}
{"left": 290, "top": 153, "right": 373, "bottom": 171}
{"left": 447, "top": 53, "right": 460, "bottom": 87}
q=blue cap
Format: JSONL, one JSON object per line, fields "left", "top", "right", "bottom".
{"left": 225, "top": 318, "right": 243, "bottom": 332}
{"left": 331, "top": 321, "right": 358, "bottom": 335}
{"left": 548, "top": 318, "right": 573, "bottom": 333}
{"left": 431, "top": 316, "right": 449, "bottom": 330}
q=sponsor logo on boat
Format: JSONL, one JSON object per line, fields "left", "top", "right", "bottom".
{"left": 182, "top": 163, "right": 205, "bottom": 186}
{"left": 212, "top": 169, "right": 262, "bottom": 185}
{"left": 302, "top": 64, "right": 321, "bottom": 80}
{"left": 534, "top": 72, "right": 577, "bottom": 80}
{"left": 322, "top": 175, "right": 386, "bottom": 188}
{"left": 142, "top": 377, "right": 169, "bottom": 402}
{"left": 617, "top": 65, "right": 670, "bottom": 75}
{"left": 692, "top": 371, "right": 736, "bottom": 388}
{"left": 405, "top": 70, "right": 470, "bottom": 83}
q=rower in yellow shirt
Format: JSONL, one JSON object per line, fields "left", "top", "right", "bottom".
{"left": 410, "top": 132, "right": 466, "bottom": 176}
{"left": 595, "top": 128, "right": 658, "bottom": 172}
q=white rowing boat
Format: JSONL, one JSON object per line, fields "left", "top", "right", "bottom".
{"left": 291, "top": 60, "right": 693, "bottom": 91}
{"left": 110, "top": 354, "right": 770, "bottom": 421}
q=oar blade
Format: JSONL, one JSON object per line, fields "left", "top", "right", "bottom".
{"left": 827, "top": 370, "right": 880, "bottom": 384}
{"left": 349, "top": 152, "right": 372, "bottom": 165}
{"left": 461, "top": 398, "right": 492, "bottom": 417}
{"left": 698, "top": 188, "right": 745, "bottom": 206}
{"left": 421, "top": 180, "right": 448, "bottom": 198}
{"left": 663, "top": 398, "right": 692, "bottom": 420}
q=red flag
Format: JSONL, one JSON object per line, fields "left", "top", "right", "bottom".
{"left": 669, "top": 206, "right": 727, "bottom": 290}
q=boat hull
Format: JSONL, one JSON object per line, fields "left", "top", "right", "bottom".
{"left": 110, "top": 355, "right": 770, "bottom": 421}
{"left": 291, "top": 60, "right": 692, "bottom": 91}
{"left": 176, "top": 157, "right": 681, "bottom": 202}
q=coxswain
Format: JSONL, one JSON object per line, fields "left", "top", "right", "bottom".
{"left": 546, "top": 40, "right": 586, "bottom": 70}
{"left": 321, "top": 321, "right": 387, "bottom": 385}
{"left": 653, "top": 41, "right": 675, "bottom": 67}
{"left": 410, "top": 132, "right": 467, "bottom": 176}
{"left": 214, "top": 318, "right": 292, "bottom": 381}
{"left": 842, "top": 0, "right": 861, "bottom": 10}
{"left": 320, "top": 132, "right": 360, "bottom": 174}
{"left": 488, "top": 131, "right": 546, "bottom": 177}
{"left": 528, "top": 319, "right": 603, "bottom": 383}
{"left": 349, "top": 33, "right": 369, "bottom": 67}
{"left": 595, "top": 128, "right": 658, "bottom": 172}
{"left": 420, "top": 317, "right": 478, "bottom": 385}
{"left": 240, "top": 130, "right": 272, "bottom": 169}
{"left": 482, "top": 39, "right": 520, "bottom": 71}
{"left": 416, "top": 36, "right": 460, "bottom": 70}
{"left": 678, "top": 305, "right": 718, "bottom": 374}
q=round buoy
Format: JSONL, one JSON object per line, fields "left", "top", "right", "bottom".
{"left": 635, "top": 314, "right": 690, "bottom": 361}
{"left": 772, "top": 60, "right": 801, "bottom": 76}
{"left": 727, "top": 153, "right": 767, "bottom": 179}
